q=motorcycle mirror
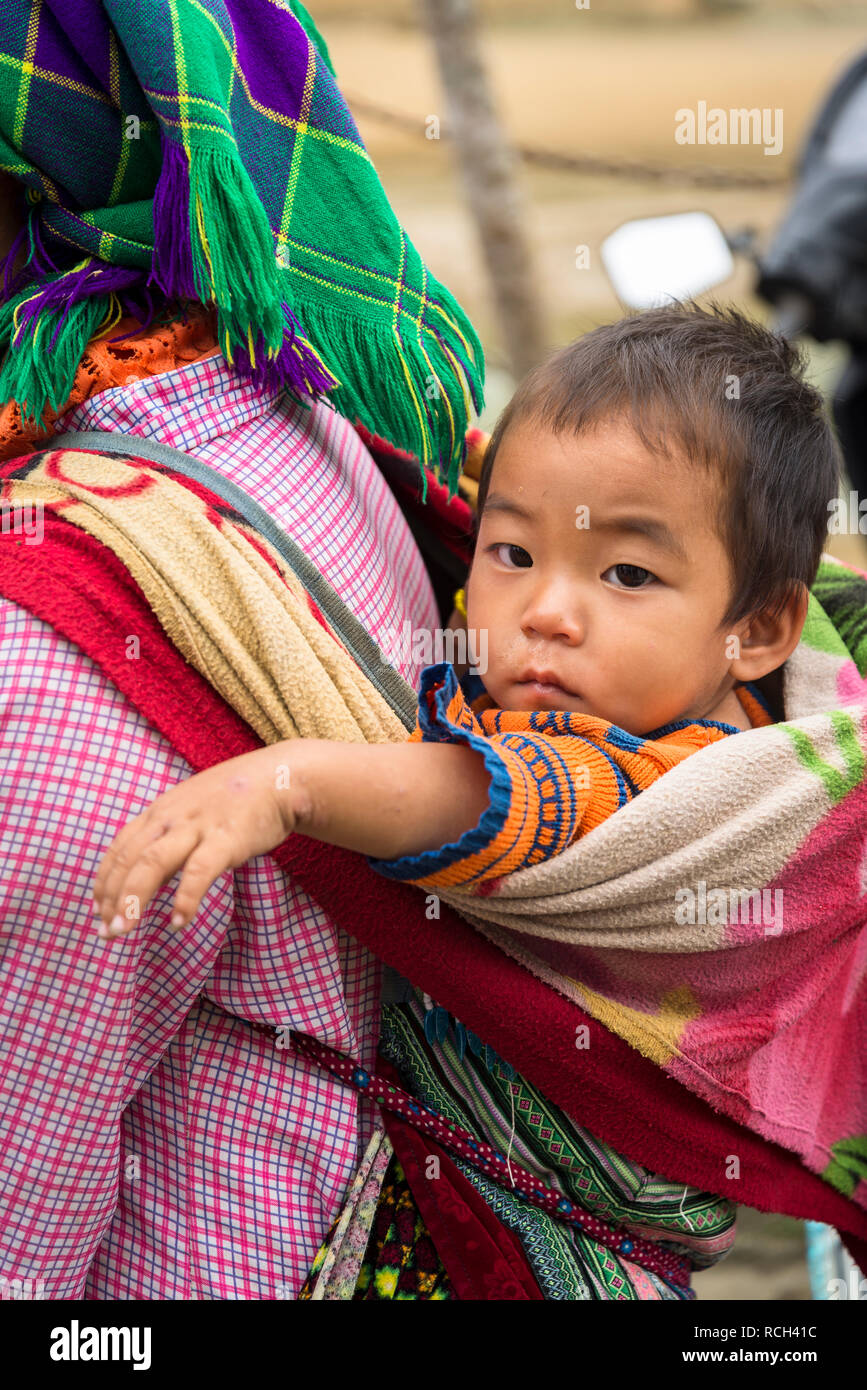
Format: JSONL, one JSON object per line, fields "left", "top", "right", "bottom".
{"left": 601, "top": 211, "right": 735, "bottom": 309}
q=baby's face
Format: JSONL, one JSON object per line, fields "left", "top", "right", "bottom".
{"left": 466, "top": 414, "right": 743, "bottom": 736}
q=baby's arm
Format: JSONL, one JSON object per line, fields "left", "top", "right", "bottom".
{"left": 278, "top": 738, "right": 492, "bottom": 856}
{"left": 93, "top": 737, "right": 491, "bottom": 938}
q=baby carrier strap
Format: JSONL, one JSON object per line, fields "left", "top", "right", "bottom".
{"left": 50, "top": 428, "right": 418, "bottom": 727}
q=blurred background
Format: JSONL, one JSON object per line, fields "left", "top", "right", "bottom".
{"left": 313, "top": 0, "right": 867, "bottom": 1299}
{"left": 319, "top": 0, "right": 867, "bottom": 578}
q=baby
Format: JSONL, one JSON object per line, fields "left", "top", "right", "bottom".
{"left": 94, "top": 302, "right": 839, "bottom": 933}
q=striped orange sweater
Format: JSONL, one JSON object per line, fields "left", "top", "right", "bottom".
{"left": 368, "top": 662, "right": 774, "bottom": 893}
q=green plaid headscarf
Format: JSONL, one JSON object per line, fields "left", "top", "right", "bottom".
{"left": 0, "top": 0, "right": 484, "bottom": 489}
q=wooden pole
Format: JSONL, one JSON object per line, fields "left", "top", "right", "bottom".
{"left": 419, "top": 0, "right": 545, "bottom": 381}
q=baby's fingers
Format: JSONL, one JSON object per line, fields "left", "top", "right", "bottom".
{"left": 167, "top": 827, "right": 237, "bottom": 931}
{"left": 93, "top": 813, "right": 146, "bottom": 914}
{"left": 94, "top": 808, "right": 173, "bottom": 918}
{"left": 98, "top": 823, "right": 201, "bottom": 937}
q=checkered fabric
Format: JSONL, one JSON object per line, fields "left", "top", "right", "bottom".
{"left": 0, "top": 351, "right": 439, "bottom": 1299}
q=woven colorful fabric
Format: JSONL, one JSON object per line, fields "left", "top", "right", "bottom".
{"left": 298, "top": 1126, "right": 395, "bottom": 1301}
{"left": 0, "top": 0, "right": 483, "bottom": 487}
{"left": 369, "top": 663, "right": 773, "bottom": 889}
{"left": 379, "top": 994, "right": 736, "bottom": 1297}
{"left": 0, "top": 443, "right": 409, "bottom": 746}
{"left": 298, "top": 1132, "right": 457, "bottom": 1302}
{"left": 293, "top": 1018, "right": 732, "bottom": 1297}
{"left": 0, "top": 306, "right": 219, "bottom": 458}
{"left": 353, "top": 1153, "right": 454, "bottom": 1300}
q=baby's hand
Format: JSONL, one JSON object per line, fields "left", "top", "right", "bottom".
{"left": 93, "top": 747, "right": 295, "bottom": 940}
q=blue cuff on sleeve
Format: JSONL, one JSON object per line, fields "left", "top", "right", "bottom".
{"left": 366, "top": 663, "right": 513, "bottom": 883}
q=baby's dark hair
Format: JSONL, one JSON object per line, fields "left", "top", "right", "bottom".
{"left": 476, "top": 302, "right": 841, "bottom": 625}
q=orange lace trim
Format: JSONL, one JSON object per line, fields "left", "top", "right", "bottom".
{"left": 0, "top": 305, "right": 221, "bottom": 462}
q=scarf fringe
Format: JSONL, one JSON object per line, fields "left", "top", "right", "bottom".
{"left": 228, "top": 303, "right": 339, "bottom": 398}
{"left": 0, "top": 262, "right": 147, "bottom": 423}
{"left": 2, "top": 141, "right": 485, "bottom": 480}
{"left": 294, "top": 298, "right": 485, "bottom": 496}
{"left": 149, "top": 136, "right": 484, "bottom": 491}
{"left": 151, "top": 137, "right": 287, "bottom": 358}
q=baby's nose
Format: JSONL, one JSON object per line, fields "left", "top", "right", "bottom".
{"left": 521, "top": 597, "right": 584, "bottom": 644}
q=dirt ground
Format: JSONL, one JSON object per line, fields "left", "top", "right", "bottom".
{"left": 694, "top": 1208, "right": 812, "bottom": 1300}
{"left": 310, "top": 0, "right": 867, "bottom": 1298}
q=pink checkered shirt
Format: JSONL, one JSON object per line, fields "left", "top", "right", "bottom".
{"left": 0, "top": 352, "right": 438, "bottom": 1300}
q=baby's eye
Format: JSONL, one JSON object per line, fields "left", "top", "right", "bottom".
{"left": 492, "top": 543, "right": 533, "bottom": 569}
{"left": 602, "top": 563, "right": 655, "bottom": 589}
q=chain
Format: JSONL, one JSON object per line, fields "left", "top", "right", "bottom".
{"left": 347, "top": 93, "right": 790, "bottom": 190}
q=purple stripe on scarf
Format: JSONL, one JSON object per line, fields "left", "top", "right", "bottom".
{"left": 12, "top": 263, "right": 145, "bottom": 349}
{"left": 40, "top": 0, "right": 114, "bottom": 93}
{"left": 230, "top": 304, "right": 338, "bottom": 396}
{"left": 149, "top": 137, "right": 196, "bottom": 300}
{"left": 229, "top": 1, "right": 312, "bottom": 123}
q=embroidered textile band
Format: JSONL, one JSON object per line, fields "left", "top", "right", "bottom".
{"left": 290, "top": 1029, "right": 693, "bottom": 1291}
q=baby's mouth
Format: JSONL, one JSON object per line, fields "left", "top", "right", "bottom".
{"left": 515, "top": 670, "right": 579, "bottom": 699}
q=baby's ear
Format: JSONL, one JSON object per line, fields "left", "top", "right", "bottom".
{"left": 728, "top": 584, "right": 809, "bottom": 681}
